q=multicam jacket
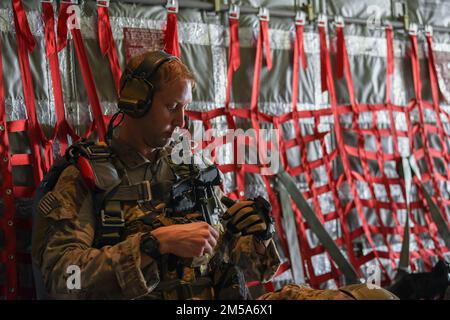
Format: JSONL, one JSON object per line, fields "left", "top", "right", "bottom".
{"left": 31, "top": 137, "right": 281, "bottom": 299}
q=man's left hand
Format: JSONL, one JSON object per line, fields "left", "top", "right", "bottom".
{"left": 222, "top": 196, "right": 275, "bottom": 241}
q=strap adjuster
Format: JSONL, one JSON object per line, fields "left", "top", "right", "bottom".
{"left": 101, "top": 208, "right": 125, "bottom": 227}
{"left": 167, "top": 0, "right": 178, "bottom": 13}
{"left": 138, "top": 181, "right": 153, "bottom": 203}
{"left": 409, "top": 23, "right": 418, "bottom": 36}
{"left": 334, "top": 15, "right": 344, "bottom": 28}
{"left": 318, "top": 14, "right": 327, "bottom": 27}
{"left": 295, "top": 11, "right": 306, "bottom": 26}
{"left": 425, "top": 25, "right": 433, "bottom": 36}
{"left": 85, "top": 145, "right": 111, "bottom": 158}
{"left": 229, "top": 3, "right": 240, "bottom": 20}
{"left": 258, "top": 7, "right": 269, "bottom": 22}
{"left": 96, "top": 0, "right": 110, "bottom": 7}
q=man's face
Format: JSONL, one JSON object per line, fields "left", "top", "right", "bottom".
{"left": 136, "top": 78, "right": 192, "bottom": 148}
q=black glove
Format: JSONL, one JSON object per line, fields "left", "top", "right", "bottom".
{"left": 221, "top": 196, "right": 275, "bottom": 241}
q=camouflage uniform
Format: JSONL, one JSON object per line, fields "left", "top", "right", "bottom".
{"left": 258, "top": 284, "right": 399, "bottom": 300}
{"left": 32, "top": 137, "right": 281, "bottom": 299}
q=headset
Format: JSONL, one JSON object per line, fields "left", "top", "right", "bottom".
{"left": 118, "top": 50, "right": 179, "bottom": 118}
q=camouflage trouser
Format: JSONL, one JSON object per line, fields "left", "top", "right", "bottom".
{"left": 257, "top": 284, "right": 399, "bottom": 300}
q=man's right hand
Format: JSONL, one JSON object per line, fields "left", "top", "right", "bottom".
{"left": 151, "top": 222, "right": 219, "bottom": 258}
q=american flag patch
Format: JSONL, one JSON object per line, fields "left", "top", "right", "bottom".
{"left": 39, "top": 192, "right": 62, "bottom": 216}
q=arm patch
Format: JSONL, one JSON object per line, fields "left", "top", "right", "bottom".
{"left": 38, "top": 192, "right": 62, "bottom": 217}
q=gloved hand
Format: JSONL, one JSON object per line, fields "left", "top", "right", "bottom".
{"left": 221, "top": 196, "right": 275, "bottom": 241}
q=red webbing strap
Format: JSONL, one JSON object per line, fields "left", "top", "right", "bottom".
{"left": 57, "top": 2, "right": 106, "bottom": 142}
{"left": 385, "top": 26, "right": 394, "bottom": 105}
{"left": 248, "top": 16, "right": 288, "bottom": 291}
{"left": 426, "top": 32, "right": 450, "bottom": 188}
{"left": 319, "top": 23, "right": 328, "bottom": 93}
{"left": 338, "top": 24, "right": 396, "bottom": 273}
{"left": 336, "top": 25, "right": 345, "bottom": 80}
{"left": 385, "top": 26, "right": 401, "bottom": 156}
{"left": 384, "top": 27, "right": 418, "bottom": 266}
{"left": 225, "top": 15, "right": 241, "bottom": 197}
{"left": 290, "top": 23, "right": 351, "bottom": 284}
{"left": 319, "top": 23, "right": 386, "bottom": 274}
{"left": 250, "top": 18, "right": 272, "bottom": 163}
{"left": 56, "top": 1, "right": 70, "bottom": 53}
{"left": 0, "top": 36, "right": 18, "bottom": 300}
{"left": 11, "top": 0, "right": 44, "bottom": 183}
{"left": 97, "top": 1, "right": 122, "bottom": 95}
{"left": 410, "top": 33, "right": 446, "bottom": 257}
{"left": 41, "top": 2, "right": 71, "bottom": 162}
{"left": 286, "top": 22, "right": 305, "bottom": 170}
{"left": 296, "top": 23, "right": 307, "bottom": 70}
{"left": 225, "top": 17, "right": 240, "bottom": 110}
{"left": 165, "top": 8, "right": 181, "bottom": 58}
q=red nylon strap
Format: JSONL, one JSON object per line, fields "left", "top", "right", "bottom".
{"left": 0, "top": 37, "right": 18, "bottom": 300}
{"left": 225, "top": 18, "right": 240, "bottom": 110}
{"left": 97, "top": 4, "right": 122, "bottom": 95}
{"left": 336, "top": 26, "right": 345, "bottom": 80}
{"left": 295, "top": 24, "right": 307, "bottom": 70}
{"left": 409, "top": 33, "right": 447, "bottom": 257}
{"left": 260, "top": 20, "right": 272, "bottom": 70}
{"left": 165, "top": 11, "right": 181, "bottom": 57}
{"left": 249, "top": 17, "right": 289, "bottom": 265}
{"left": 250, "top": 19, "right": 271, "bottom": 132}
{"left": 426, "top": 33, "right": 450, "bottom": 186}
{"left": 12, "top": 0, "right": 44, "bottom": 183}
{"left": 336, "top": 25, "right": 357, "bottom": 107}
{"left": 385, "top": 26, "right": 400, "bottom": 157}
{"left": 57, "top": 3, "right": 106, "bottom": 141}
{"left": 319, "top": 24, "right": 388, "bottom": 276}
{"left": 319, "top": 24, "right": 328, "bottom": 93}
{"left": 341, "top": 26, "right": 398, "bottom": 273}
{"left": 385, "top": 26, "right": 394, "bottom": 105}
{"left": 426, "top": 35, "right": 440, "bottom": 108}
{"left": 383, "top": 36, "right": 419, "bottom": 271}
{"left": 56, "top": 1, "right": 71, "bottom": 52}
{"left": 42, "top": 2, "right": 71, "bottom": 163}
{"left": 224, "top": 16, "right": 241, "bottom": 198}
{"left": 72, "top": 29, "right": 107, "bottom": 141}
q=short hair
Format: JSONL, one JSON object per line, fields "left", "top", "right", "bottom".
{"left": 123, "top": 51, "right": 196, "bottom": 92}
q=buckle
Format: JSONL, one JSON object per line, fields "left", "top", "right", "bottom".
{"left": 334, "top": 15, "right": 344, "bottom": 28}
{"left": 138, "top": 181, "right": 152, "bottom": 203}
{"left": 229, "top": 3, "right": 240, "bottom": 20}
{"left": 385, "top": 21, "right": 393, "bottom": 30}
{"left": 166, "top": 0, "right": 178, "bottom": 13}
{"left": 258, "top": 7, "right": 269, "bottom": 22}
{"left": 318, "top": 14, "right": 327, "bottom": 27}
{"left": 101, "top": 209, "right": 125, "bottom": 227}
{"left": 96, "top": 0, "right": 110, "bottom": 7}
{"left": 409, "top": 23, "right": 418, "bottom": 36}
{"left": 85, "top": 145, "right": 110, "bottom": 158}
{"left": 425, "top": 25, "right": 433, "bottom": 36}
{"left": 295, "top": 11, "right": 306, "bottom": 26}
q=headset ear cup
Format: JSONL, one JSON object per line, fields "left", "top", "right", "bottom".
{"left": 118, "top": 78, "right": 153, "bottom": 118}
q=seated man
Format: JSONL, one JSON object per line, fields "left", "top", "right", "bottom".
{"left": 32, "top": 50, "right": 397, "bottom": 300}
{"left": 31, "top": 50, "right": 280, "bottom": 299}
